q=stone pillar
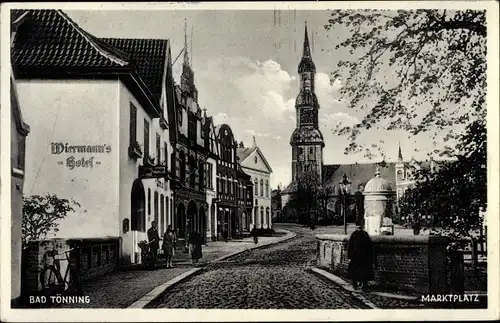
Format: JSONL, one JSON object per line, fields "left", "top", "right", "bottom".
{"left": 363, "top": 168, "right": 395, "bottom": 236}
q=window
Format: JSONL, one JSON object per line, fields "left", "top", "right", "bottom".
{"left": 129, "top": 103, "right": 137, "bottom": 147}
{"left": 179, "top": 151, "right": 186, "bottom": 182}
{"left": 206, "top": 163, "right": 213, "bottom": 189}
{"left": 178, "top": 109, "right": 183, "bottom": 126}
{"left": 260, "top": 179, "right": 264, "bottom": 197}
{"left": 189, "top": 156, "right": 196, "bottom": 188}
{"left": 164, "top": 142, "right": 168, "bottom": 167}
{"left": 17, "top": 136, "right": 26, "bottom": 170}
{"left": 260, "top": 207, "right": 264, "bottom": 227}
{"left": 188, "top": 115, "right": 196, "bottom": 141}
{"left": 154, "top": 191, "right": 159, "bottom": 224}
{"left": 165, "top": 197, "right": 169, "bottom": 229}
{"left": 309, "top": 147, "right": 314, "bottom": 155}
{"left": 198, "top": 161, "right": 204, "bottom": 190}
{"left": 156, "top": 133, "right": 161, "bottom": 164}
{"left": 144, "top": 119, "right": 150, "bottom": 158}
{"left": 225, "top": 178, "right": 229, "bottom": 194}
{"left": 254, "top": 178, "right": 258, "bottom": 195}
{"left": 397, "top": 170, "right": 404, "bottom": 181}
{"left": 254, "top": 156, "right": 258, "bottom": 164}
{"left": 160, "top": 194, "right": 164, "bottom": 234}
{"left": 265, "top": 180, "right": 269, "bottom": 198}
{"left": 148, "top": 188, "right": 151, "bottom": 216}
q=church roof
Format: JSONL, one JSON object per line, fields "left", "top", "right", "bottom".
{"left": 323, "top": 162, "right": 396, "bottom": 193}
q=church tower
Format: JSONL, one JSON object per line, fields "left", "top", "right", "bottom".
{"left": 181, "top": 22, "right": 198, "bottom": 103}
{"left": 290, "top": 23, "right": 325, "bottom": 182}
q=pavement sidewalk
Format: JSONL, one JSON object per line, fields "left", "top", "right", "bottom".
{"left": 59, "top": 228, "right": 294, "bottom": 308}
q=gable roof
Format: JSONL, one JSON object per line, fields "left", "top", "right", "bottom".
{"left": 236, "top": 146, "right": 256, "bottom": 163}
{"left": 11, "top": 9, "right": 170, "bottom": 117}
{"left": 12, "top": 9, "right": 128, "bottom": 74}
{"left": 100, "top": 38, "right": 168, "bottom": 105}
{"left": 237, "top": 146, "right": 273, "bottom": 173}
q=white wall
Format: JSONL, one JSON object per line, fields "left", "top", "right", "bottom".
{"left": 241, "top": 149, "right": 272, "bottom": 229}
{"left": 205, "top": 157, "right": 218, "bottom": 240}
{"left": 118, "top": 83, "right": 172, "bottom": 264}
{"left": 17, "top": 80, "right": 120, "bottom": 239}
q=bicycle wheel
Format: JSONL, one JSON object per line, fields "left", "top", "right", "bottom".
{"left": 40, "top": 267, "right": 63, "bottom": 294}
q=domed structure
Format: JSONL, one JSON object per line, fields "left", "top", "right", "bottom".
{"left": 363, "top": 168, "right": 395, "bottom": 236}
{"left": 290, "top": 126, "right": 325, "bottom": 146}
{"left": 364, "top": 168, "right": 393, "bottom": 193}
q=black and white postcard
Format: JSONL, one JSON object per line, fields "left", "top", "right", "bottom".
{"left": 1, "top": 1, "right": 499, "bottom": 322}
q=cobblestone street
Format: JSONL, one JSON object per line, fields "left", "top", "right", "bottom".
{"left": 147, "top": 226, "right": 369, "bottom": 309}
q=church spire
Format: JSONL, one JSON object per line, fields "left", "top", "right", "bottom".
{"left": 303, "top": 22, "right": 311, "bottom": 58}
{"left": 183, "top": 20, "right": 190, "bottom": 67}
{"left": 398, "top": 142, "right": 403, "bottom": 162}
{"left": 298, "top": 22, "right": 316, "bottom": 73}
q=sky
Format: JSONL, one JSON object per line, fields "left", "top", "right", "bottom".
{"left": 66, "top": 9, "right": 443, "bottom": 189}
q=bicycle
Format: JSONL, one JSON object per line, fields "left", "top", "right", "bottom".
{"left": 39, "top": 247, "right": 83, "bottom": 296}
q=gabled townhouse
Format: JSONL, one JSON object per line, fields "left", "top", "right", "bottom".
{"left": 169, "top": 37, "right": 209, "bottom": 244}
{"left": 202, "top": 113, "right": 219, "bottom": 241}
{"left": 214, "top": 124, "right": 239, "bottom": 239}
{"left": 11, "top": 9, "right": 176, "bottom": 265}
{"left": 237, "top": 138, "right": 273, "bottom": 229}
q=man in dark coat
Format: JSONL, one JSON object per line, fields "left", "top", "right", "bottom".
{"left": 347, "top": 222, "right": 374, "bottom": 291}
{"left": 250, "top": 225, "right": 258, "bottom": 244}
{"left": 147, "top": 221, "right": 160, "bottom": 269}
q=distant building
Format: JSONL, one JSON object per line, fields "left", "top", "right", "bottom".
{"left": 271, "top": 187, "right": 282, "bottom": 223}
{"left": 237, "top": 137, "right": 273, "bottom": 229}
{"left": 12, "top": 9, "right": 174, "bottom": 265}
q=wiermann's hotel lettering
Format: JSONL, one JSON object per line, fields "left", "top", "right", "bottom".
{"left": 51, "top": 143, "right": 111, "bottom": 170}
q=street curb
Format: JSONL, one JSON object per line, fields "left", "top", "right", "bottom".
{"left": 129, "top": 229, "right": 296, "bottom": 309}
{"left": 310, "top": 268, "right": 379, "bottom": 309}
{"left": 211, "top": 229, "right": 297, "bottom": 263}
{"left": 127, "top": 268, "right": 203, "bottom": 308}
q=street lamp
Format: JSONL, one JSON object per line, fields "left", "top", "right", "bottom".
{"left": 339, "top": 173, "right": 351, "bottom": 235}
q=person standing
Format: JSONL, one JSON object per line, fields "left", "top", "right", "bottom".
{"left": 412, "top": 216, "right": 422, "bottom": 235}
{"left": 147, "top": 221, "right": 160, "bottom": 270}
{"left": 250, "top": 225, "right": 258, "bottom": 244}
{"left": 162, "top": 225, "right": 176, "bottom": 268}
{"left": 188, "top": 231, "right": 203, "bottom": 264}
{"left": 347, "top": 222, "right": 374, "bottom": 291}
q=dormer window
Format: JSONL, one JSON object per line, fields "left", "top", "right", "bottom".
{"left": 254, "top": 156, "right": 258, "bottom": 164}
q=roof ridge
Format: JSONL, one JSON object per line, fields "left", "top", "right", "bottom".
{"left": 56, "top": 10, "right": 128, "bottom": 67}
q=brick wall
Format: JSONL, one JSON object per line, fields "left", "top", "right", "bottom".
{"left": 21, "top": 237, "right": 121, "bottom": 297}
{"left": 316, "top": 234, "right": 449, "bottom": 294}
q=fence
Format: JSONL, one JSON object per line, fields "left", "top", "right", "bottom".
{"left": 21, "top": 237, "right": 121, "bottom": 298}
